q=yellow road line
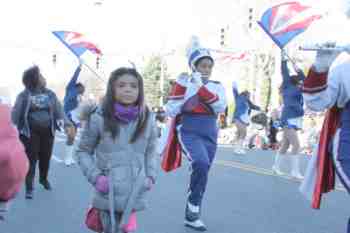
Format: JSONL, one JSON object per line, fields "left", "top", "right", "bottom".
{"left": 214, "top": 159, "right": 346, "bottom": 192}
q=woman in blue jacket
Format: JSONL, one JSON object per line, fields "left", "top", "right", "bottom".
{"left": 232, "top": 81, "right": 260, "bottom": 154}
{"left": 272, "top": 51, "right": 305, "bottom": 179}
{"left": 63, "top": 64, "right": 85, "bottom": 166}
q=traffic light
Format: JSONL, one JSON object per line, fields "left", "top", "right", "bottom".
{"left": 220, "top": 28, "right": 225, "bottom": 47}
{"left": 52, "top": 54, "right": 57, "bottom": 65}
{"left": 96, "top": 56, "right": 100, "bottom": 69}
{"left": 248, "top": 8, "right": 253, "bottom": 29}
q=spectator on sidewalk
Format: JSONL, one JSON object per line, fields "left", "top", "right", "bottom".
{"left": 11, "top": 65, "right": 74, "bottom": 199}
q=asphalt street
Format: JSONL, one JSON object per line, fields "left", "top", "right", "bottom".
{"left": 1, "top": 133, "right": 349, "bottom": 233}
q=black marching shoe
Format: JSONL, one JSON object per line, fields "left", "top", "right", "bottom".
{"left": 184, "top": 218, "right": 207, "bottom": 232}
{"left": 39, "top": 179, "right": 52, "bottom": 190}
{"left": 25, "top": 190, "right": 33, "bottom": 199}
{"left": 184, "top": 202, "right": 207, "bottom": 231}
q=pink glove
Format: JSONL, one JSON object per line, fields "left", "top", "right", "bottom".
{"left": 95, "top": 175, "right": 109, "bottom": 194}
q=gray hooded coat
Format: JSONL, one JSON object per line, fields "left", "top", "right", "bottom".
{"left": 75, "top": 108, "right": 158, "bottom": 214}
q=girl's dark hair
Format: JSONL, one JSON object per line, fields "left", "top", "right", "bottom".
{"left": 241, "top": 90, "right": 250, "bottom": 98}
{"left": 22, "top": 66, "right": 40, "bottom": 91}
{"left": 101, "top": 67, "right": 149, "bottom": 142}
{"left": 290, "top": 75, "right": 300, "bottom": 86}
{"left": 75, "top": 82, "right": 85, "bottom": 89}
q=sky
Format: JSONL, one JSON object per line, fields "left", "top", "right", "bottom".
{"left": 0, "top": 0, "right": 345, "bottom": 56}
{"left": 0, "top": 0, "right": 237, "bottom": 54}
{"left": 0, "top": 0, "right": 246, "bottom": 95}
{"left": 0, "top": 0, "right": 348, "bottom": 101}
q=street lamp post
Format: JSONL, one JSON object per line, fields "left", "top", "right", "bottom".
{"left": 160, "top": 59, "right": 165, "bottom": 106}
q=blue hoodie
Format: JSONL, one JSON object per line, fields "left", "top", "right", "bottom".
{"left": 280, "top": 60, "right": 305, "bottom": 123}
{"left": 63, "top": 66, "right": 82, "bottom": 115}
{"left": 232, "top": 85, "right": 260, "bottom": 124}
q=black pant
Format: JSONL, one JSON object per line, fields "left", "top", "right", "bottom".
{"left": 268, "top": 121, "right": 278, "bottom": 144}
{"left": 20, "top": 128, "right": 54, "bottom": 191}
{"left": 268, "top": 128, "right": 278, "bottom": 144}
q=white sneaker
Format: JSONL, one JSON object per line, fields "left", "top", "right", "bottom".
{"left": 234, "top": 148, "right": 245, "bottom": 155}
{"left": 272, "top": 153, "right": 284, "bottom": 175}
{"left": 239, "top": 148, "right": 246, "bottom": 154}
{"left": 64, "top": 158, "right": 75, "bottom": 166}
{"left": 64, "top": 145, "right": 76, "bottom": 166}
{"left": 272, "top": 166, "right": 285, "bottom": 176}
{"left": 184, "top": 219, "right": 207, "bottom": 232}
{"left": 291, "top": 172, "right": 304, "bottom": 180}
{"left": 234, "top": 148, "right": 241, "bottom": 154}
{"left": 291, "top": 155, "right": 304, "bottom": 179}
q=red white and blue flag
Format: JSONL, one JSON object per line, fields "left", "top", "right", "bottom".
{"left": 52, "top": 31, "right": 102, "bottom": 57}
{"left": 257, "top": 1, "right": 321, "bottom": 49}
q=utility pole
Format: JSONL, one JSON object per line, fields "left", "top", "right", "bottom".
{"left": 159, "top": 50, "right": 175, "bottom": 106}
{"left": 159, "top": 58, "right": 165, "bottom": 106}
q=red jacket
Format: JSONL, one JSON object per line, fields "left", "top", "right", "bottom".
{"left": 0, "top": 104, "right": 28, "bottom": 201}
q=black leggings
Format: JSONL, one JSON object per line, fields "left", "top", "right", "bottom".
{"left": 20, "top": 128, "right": 54, "bottom": 191}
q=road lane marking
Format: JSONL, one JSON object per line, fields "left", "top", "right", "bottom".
{"left": 214, "top": 159, "right": 346, "bottom": 192}
{"left": 51, "top": 154, "right": 63, "bottom": 163}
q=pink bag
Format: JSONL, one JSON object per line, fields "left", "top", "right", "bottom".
{"left": 122, "top": 211, "right": 137, "bottom": 232}
{"left": 0, "top": 104, "right": 29, "bottom": 201}
{"left": 85, "top": 207, "right": 103, "bottom": 233}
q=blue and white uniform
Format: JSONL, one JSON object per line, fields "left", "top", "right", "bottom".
{"left": 280, "top": 60, "right": 305, "bottom": 130}
{"left": 302, "top": 52, "right": 350, "bottom": 233}
{"left": 232, "top": 84, "right": 260, "bottom": 125}
{"left": 63, "top": 66, "right": 82, "bottom": 128}
{"left": 303, "top": 53, "right": 350, "bottom": 192}
{"left": 166, "top": 73, "right": 227, "bottom": 206}
{"left": 63, "top": 65, "right": 82, "bottom": 166}
{"left": 163, "top": 39, "right": 227, "bottom": 230}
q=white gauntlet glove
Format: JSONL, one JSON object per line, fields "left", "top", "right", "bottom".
{"left": 191, "top": 72, "right": 203, "bottom": 87}
{"left": 232, "top": 81, "right": 238, "bottom": 89}
{"left": 313, "top": 42, "right": 340, "bottom": 73}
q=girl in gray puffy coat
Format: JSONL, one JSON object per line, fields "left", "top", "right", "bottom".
{"left": 75, "top": 67, "right": 158, "bottom": 233}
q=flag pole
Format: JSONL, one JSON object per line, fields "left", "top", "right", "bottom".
{"left": 81, "top": 61, "right": 106, "bottom": 83}
{"left": 52, "top": 32, "right": 105, "bottom": 82}
{"left": 282, "top": 49, "right": 300, "bottom": 72}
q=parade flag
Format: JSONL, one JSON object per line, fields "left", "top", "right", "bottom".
{"left": 52, "top": 31, "right": 102, "bottom": 58}
{"left": 257, "top": 1, "right": 321, "bottom": 49}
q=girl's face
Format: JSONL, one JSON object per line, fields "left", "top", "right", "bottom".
{"left": 113, "top": 74, "right": 139, "bottom": 105}
{"left": 195, "top": 58, "right": 213, "bottom": 80}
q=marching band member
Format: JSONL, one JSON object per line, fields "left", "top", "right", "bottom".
{"left": 162, "top": 37, "right": 227, "bottom": 231}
